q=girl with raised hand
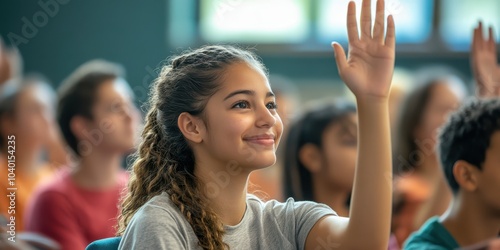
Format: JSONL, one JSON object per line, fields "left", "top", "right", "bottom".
{"left": 118, "top": 0, "right": 395, "bottom": 249}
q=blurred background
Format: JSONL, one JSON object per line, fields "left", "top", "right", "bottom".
{"left": 1, "top": 0, "right": 499, "bottom": 105}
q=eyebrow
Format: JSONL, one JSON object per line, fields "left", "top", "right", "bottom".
{"left": 223, "top": 89, "right": 275, "bottom": 101}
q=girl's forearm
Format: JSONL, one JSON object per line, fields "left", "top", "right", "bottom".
{"left": 345, "top": 98, "right": 392, "bottom": 249}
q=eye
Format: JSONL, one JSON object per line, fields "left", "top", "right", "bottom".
{"left": 266, "top": 101, "right": 278, "bottom": 110}
{"left": 232, "top": 101, "right": 250, "bottom": 109}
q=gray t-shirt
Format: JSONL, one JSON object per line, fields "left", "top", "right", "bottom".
{"left": 119, "top": 192, "right": 336, "bottom": 249}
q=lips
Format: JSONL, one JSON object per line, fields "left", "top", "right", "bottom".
{"left": 243, "top": 134, "right": 276, "bottom": 146}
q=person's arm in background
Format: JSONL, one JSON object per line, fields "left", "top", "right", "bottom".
{"left": 26, "top": 191, "right": 87, "bottom": 250}
{"left": 305, "top": 0, "right": 395, "bottom": 249}
{"left": 471, "top": 21, "right": 500, "bottom": 98}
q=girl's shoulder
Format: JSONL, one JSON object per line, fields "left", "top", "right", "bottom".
{"left": 246, "top": 194, "right": 337, "bottom": 219}
{"left": 120, "top": 192, "right": 198, "bottom": 249}
{"left": 136, "top": 192, "right": 182, "bottom": 217}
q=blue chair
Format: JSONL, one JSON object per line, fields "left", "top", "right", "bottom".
{"left": 86, "top": 237, "right": 121, "bottom": 250}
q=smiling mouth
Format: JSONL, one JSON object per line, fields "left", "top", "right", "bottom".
{"left": 243, "top": 135, "right": 275, "bottom": 147}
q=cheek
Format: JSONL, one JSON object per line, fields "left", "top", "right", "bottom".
{"left": 207, "top": 116, "right": 247, "bottom": 146}
{"left": 324, "top": 146, "right": 356, "bottom": 178}
{"left": 99, "top": 115, "right": 130, "bottom": 133}
{"left": 417, "top": 112, "right": 441, "bottom": 140}
{"left": 17, "top": 113, "right": 49, "bottom": 135}
{"left": 481, "top": 166, "right": 500, "bottom": 208}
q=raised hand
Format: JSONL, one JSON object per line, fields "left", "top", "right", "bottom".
{"left": 471, "top": 21, "right": 500, "bottom": 97}
{"left": 332, "top": 0, "right": 395, "bottom": 101}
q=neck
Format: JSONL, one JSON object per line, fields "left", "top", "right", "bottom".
{"left": 441, "top": 193, "right": 500, "bottom": 247}
{"left": 194, "top": 158, "right": 249, "bottom": 226}
{"left": 313, "top": 176, "right": 350, "bottom": 217}
{"left": 71, "top": 149, "right": 123, "bottom": 190}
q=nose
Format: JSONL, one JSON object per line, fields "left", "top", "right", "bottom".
{"left": 255, "top": 104, "right": 278, "bottom": 128}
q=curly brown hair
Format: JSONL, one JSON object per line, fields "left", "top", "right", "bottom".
{"left": 117, "top": 45, "right": 266, "bottom": 249}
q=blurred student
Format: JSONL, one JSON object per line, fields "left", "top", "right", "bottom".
{"left": 248, "top": 74, "right": 300, "bottom": 201}
{"left": 0, "top": 75, "right": 60, "bottom": 232}
{"left": 404, "top": 98, "right": 500, "bottom": 249}
{"left": 405, "top": 20, "right": 500, "bottom": 250}
{"left": 282, "top": 99, "right": 356, "bottom": 217}
{"left": 390, "top": 66, "right": 468, "bottom": 248}
{"left": 25, "top": 60, "right": 140, "bottom": 250}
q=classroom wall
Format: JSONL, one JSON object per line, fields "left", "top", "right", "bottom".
{"left": 0, "top": 0, "right": 474, "bottom": 104}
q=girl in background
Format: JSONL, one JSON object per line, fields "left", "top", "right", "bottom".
{"left": 391, "top": 67, "right": 467, "bottom": 248}
{"left": 283, "top": 100, "right": 356, "bottom": 217}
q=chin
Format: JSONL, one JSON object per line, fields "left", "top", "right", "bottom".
{"left": 248, "top": 154, "right": 277, "bottom": 169}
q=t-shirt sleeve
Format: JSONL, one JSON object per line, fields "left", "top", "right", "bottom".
{"left": 268, "top": 197, "right": 337, "bottom": 250}
{"left": 118, "top": 204, "right": 187, "bottom": 250}
{"left": 25, "top": 190, "right": 88, "bottom": 250}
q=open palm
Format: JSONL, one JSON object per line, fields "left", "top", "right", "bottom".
{"left": 332, "top": 0, "right": 395, "bottom": 100}
{"left": 471, "top": 21, "right": 500, "bottom": 97}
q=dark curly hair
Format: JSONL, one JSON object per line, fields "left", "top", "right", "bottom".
{"left": 438, "top": 98, "right": 500, "bottom": 194}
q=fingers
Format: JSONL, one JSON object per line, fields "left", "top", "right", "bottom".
{"left": 360, "top": 0, "right": 372, "bottom": 40}
{"left": 372, "top": 0, "right": 385, "bottom": 44}
{"left": 472, "top": 25, "right": 480, "bottom": 53}
{"left": 346, "top": 1, "right": 359, "bottom": 42}
{"left": 477, "top": 21, "right": 484, "bottom": 50}
{"left": 488, "top": 26, "right": 497, "bottom": 53}
{"left": 473, "top": 21, "right": 497, "bottom": 53}
{"left": 332, "top": 42, "right": 348, "bottom": 74}
{"left": 385, "top": 15, "right": 395, "bottom": 49}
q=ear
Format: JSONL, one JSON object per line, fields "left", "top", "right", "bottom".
{"left": 69, "top": 116, "right": 90, "bottom": 141}
{"left": 177, "top": 112, "right": 204, "bottom": 143}
{"left": 453, "top": 160, "right": 480, "bottom": 192}
{"left": 298, "top": 143, "right": 323, "bottom": 173}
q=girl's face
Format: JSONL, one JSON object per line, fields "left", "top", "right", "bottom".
{"left": 415, "top": 83, "right": 462, "bottom": 148}
{"left": 12, "top": 84, "right": 54, "bottom": 148}
{"left": 200, "top": 62, "right": 283, "bottom": 171}
{"left": 320, "top": 113, "right": 358, "bottom": 190}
